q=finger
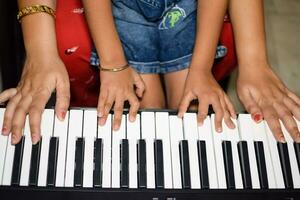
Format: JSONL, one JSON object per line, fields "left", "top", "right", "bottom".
{"left": 29, "top": 92, "right": 51, "bottom": 144}
{"left": 55, "top": 81, "right": 70, "bottom": 121}
{"left": 220, "top": 98, "right": 235, "bottom": 129}
{"left": 283, "top": 96, "right": 300, "bottom": 121}
{"left": 99, "top": 93, "right": 115, "bottom": 126}
{"left": 197, "top": 98, "right": 208, "bottom": 126}
{"left": 128, "top": 94, "right": 140, "bottom": 122}
{"left": 113, "top": 96, "right": 124, "bottom": 131}
{"left": 97, "top": 89, "right": 108, "bottom": 118}
{"left": 11, "top": 96, "right": 32, "bottom": 145}
{"left": 134, "top": 78, "right": 146, "bottom": 98}
{"left": 2, "top": 94, "right": 22, "bottom": 138}
{"left": 178, "top": 92, "right": 195, "bottom": 118}
{"left": 211, "top": 95, "right": 224, "bottom": 133}
{"left": 224, "top": 95, "right": 237, "bottom": 119}
{"left": 274, "top": 103, "right": 300, "bottom": 143}
{"left": 286, "top": 89, "right": 300, "bottom": 106}
{"left": 241, "top": 92, "right": 263, "bottom": 123}
{"left": 263, "top": 105, "right": 285, "bottom": 143}
{"left": 0, "top": 88, "right": 18, "bottom": 103}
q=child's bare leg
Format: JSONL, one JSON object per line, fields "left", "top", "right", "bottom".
{"left": 164, "top": 69, "right": 189, "bottom": 109}
{"left": 139, "top": 74, "right": 165, "bottom": 109}
{"left": 229, "top": 0, "right": 300, "bottom": 142}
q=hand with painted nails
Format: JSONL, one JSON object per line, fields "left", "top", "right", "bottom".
{"left": 0, "top": 55, "right": 70, "bottom": 145}
{"left": 178, "top": 69, "right": 236, "bottom": 132}
{"left": 98, "top": 67, "right": 145, "bottom": 131}
{"left": 237, "top": 65, "right": 300, "bottom": 143}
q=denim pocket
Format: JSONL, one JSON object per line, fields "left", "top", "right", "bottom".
{"left": 137, "top": 0, "right": 165, "bottom": 21}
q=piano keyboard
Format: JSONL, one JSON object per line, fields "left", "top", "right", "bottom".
{"left": 0, "top": 108, "right": 300, "bottom": 199}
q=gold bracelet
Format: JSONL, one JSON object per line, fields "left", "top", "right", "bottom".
{"left": 98, "top": 64, "right": 130, "bottom": 72}
{"left": 17, "top": 5, "right": 56, "bottom": 22}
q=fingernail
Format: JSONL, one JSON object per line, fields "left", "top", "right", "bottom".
{"left": 198, "top": 121, "right": 203, "bottom": 127}
{"left": 217, "top": 127, "right": 222, "bottom": 133}
{"left": 113, "top": 124, "right": 119, "bottom": 131}
{"left": 254, "top": 113, "right": 262, "bottom": 123}
{"left": 98, "top": 112, "right": 103, "bottom": 118}
{"left": 11, "top": 134, "right": 17, "bottom": 145}
{"left": 129, "top": 115, "right": 135, "bottom": 122}
{"left": 280, "top": 135, "right": 286, "bottom": 143}
{"left": 32, "top": 134, "right": 39, "bottom": 145}
{"left": 61, "top": 111, "right": 66, "bottom": 120}
{"left": 1, "top": 127, "right": 8, "bottom": 135}
{"left": 100, "top": 118, "right": 106, "bottom": 126}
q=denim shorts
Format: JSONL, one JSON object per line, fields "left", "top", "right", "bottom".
{"left": 90, "top": 0, "right": 227, "bottom": 74}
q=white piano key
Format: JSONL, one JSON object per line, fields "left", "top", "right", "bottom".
{"left": 169, "top": 115, "right": 183, "bottom": 189}
{"left": 238, "top": 114, "right": 261, "bottom": 189}
{"left": 141, "top": 112, "right": 156, "bottom": 189}
{"left": 252, "top": 119, "right": 277, "bottom": 189}
{"left": 54, "top": 111, "right": 69, "bottom": 187}
{"left": 183, "top": 113, "right": 201, "bottom": 189}
{"left": 225, "top": 119, "right": 243, "bottom": 189}
{"left": 111, "top": 114, "right": 126, "bottom": 188}
{"left": 65, "top": 110, "right": 83, "bottom": 187}
{"left": 83, "top": 110, "right": 97, "bottom": 188}
{"left": 264, "top": 121, "right": 285, "bottom": 189}
{"left": 211, "top": 114, "right": 227, "bottom": 189}
{"left": 19, "top": 117, "right": 32, "bottom": 186}
{"left": 281, "top": 121, "right": 300, "bottom": 189}
{"left": 98, "top": 114, "right": 112, "bottom": 188}
{"left": 38, "top": 109, "right": 55, "bottom": 187}
{"left": 127, "top": 114, "right": 140, "bottom": 189}
{"left": 198, "top": 117, "right": 218, "bottom": 189}
{"left": 155, "top": 112, "right": 173, "bottom": 189}
{"left": 2, "top": 135, "right": 15, "bottom": 185}
{"left": 0, "top": 108, "right": 8, "bottom": 185}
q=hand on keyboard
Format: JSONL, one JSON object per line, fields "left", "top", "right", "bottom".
{"left": 0, "top": 56, "right": 70, "bottom": 145}
{"left": 98, "top": 67, "right": 145, "bottom": 131}
{"left": 237, "top": 65, "right": 300, "bottom": 143}
{"left": 178, "top": 69, "right": 236, "bottom": 132}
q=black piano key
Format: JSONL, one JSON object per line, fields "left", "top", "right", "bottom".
{"left": 222, "top": 141, "right": 235, "bottom": 189}
{"left": 74, "top": 138, "right": 84, "bottom": 187}
{"left": 93, "top": 138, "right": 103, "bottom": 188}
{"left": 294, "top": 142, "right": 300, "bottom": 172}
{"left": 277, "top": 142, "right": 293, "bottom": 189}
{"left": 254, "top": 141, "right": 269, "bottom": 189}
{"left": 120, "top": 139, "right": 129, "bottom": 188}
{"left": 197, "top": 140, "right": 209, "bottom": 189}
{"left": 11, "top": 136, "right": 25, "bottom": 185}
{"left": 137, "top": 139, "right": 147, "bottom": 188}
{"left": 29, "top": 140, "right": 42, "bottom": 186}
{"left": 179, "top": 140, "right": 191, "bottom": 189}
{"left": 154, "top": 139, "right": 164, "bottom": 189}
{"left": 237, "top": 141, "right": 252, "bottom": 189}
{"left": 47, "top": 137, "right": 59, "bottom": 187}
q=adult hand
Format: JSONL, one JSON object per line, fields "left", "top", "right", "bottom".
{"left": 0, "top": 55, "right": 70, "bottom": 144}
{"left": 98, "top": 67, "right": 145, "bottom": 131}
{"left": 237, "top": 65, "right": 300, "bottom": 143}
{"left": 178, "top": 69, "right": 236, "bottom": 132}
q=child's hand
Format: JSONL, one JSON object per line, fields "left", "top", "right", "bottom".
{"left": 98, "top": 67, "right": 145, "bottom": 131}
{"left": 0, "top": 55, "right": 70, "bottom": 145}
{"left": 178, "top": 69, "right": 236, "bottom": 132}
{"left": 237, "top": 65, "right": 300, "bottom": 143}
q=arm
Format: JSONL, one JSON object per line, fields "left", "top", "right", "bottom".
{"left": 178, "top": 0, "right": 236, "bottom": 132}
{"left": 229, "top": 0, "right": 300, "bottom": 142}
{"left": 0, "top": 0, "right": 70, "bottom": 144}
{"left": 82, "top": 0, "right": 145, "bottom": 130}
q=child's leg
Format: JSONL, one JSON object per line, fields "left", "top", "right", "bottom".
{"left": 139, "top": 74, "right": 166, "bottom": 109}
{"left": 163, "top": 69, "right": 189, "bottom": 109}
{"left": 228, "top": 0, "right": 300, "bottom": 142}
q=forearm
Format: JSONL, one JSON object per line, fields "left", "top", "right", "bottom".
{"left": 190, "top": 0, "right": 228, "bottom": 72}
{"left": 82, "top": 0, "right": 126, "bottom": 68}
{"left": 18, "top": 0, "right": 59, "bottom": 58}
{"left": 229, "top": 0, "right": 268, "bottom": 69}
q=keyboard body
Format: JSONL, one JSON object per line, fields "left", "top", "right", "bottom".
{"left": 0, "top": 108, "right": 299, "bottom": 200}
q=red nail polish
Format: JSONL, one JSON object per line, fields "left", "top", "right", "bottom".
{"left": 2, "top": 127, "right": 7, "bottom": 134}
{"left": 61, "top": 111, "right": 66, "bottom": 120}
{"left": 254, "top": 114, "right": 262, "bottom": 122}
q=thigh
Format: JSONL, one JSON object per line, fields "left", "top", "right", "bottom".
{"left": 139, "top": 74, "right": 166, "bottom": 109}
{"left": 163, "top": 68, "right": 189, "bottom": 109}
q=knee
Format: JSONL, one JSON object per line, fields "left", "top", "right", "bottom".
{"left": 140, "top": 98, "right": 166, "bottom": 109}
